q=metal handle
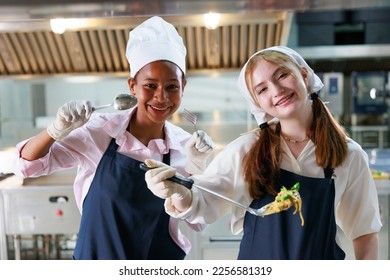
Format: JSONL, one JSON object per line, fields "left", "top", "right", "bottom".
{"left": 92, "top": 103, "right": 112, "bottom": 111}
{"left": 49, "top": 196, "right": 69, "bottom": 203}
{"left": 139, "top": 163, "right": 193, "bottom": 189}
{"left": 140, "top": 164, "right": 259, "bottom": 215}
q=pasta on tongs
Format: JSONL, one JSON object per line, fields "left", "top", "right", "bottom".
{"left": 261, "top": 182, "right": 304, "bottom": 226}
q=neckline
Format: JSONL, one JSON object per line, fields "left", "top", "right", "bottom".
{"left": 281, "top": 133, "right": 309, "bottom": 143}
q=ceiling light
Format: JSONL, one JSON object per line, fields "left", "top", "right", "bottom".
{"left": 62, "top": 76, "right": 103, "bottom": 83}
{"left": 50, "top": 18, "right": 88, "bottom": 34}
{"left": 370, "top": 88, "right": 377, "bottom": 99}
{"left": 203, "top": 12, "right": 220, "bottom": 30}
{"left": 50, "top": 18, "right": 66, "bottom": 34}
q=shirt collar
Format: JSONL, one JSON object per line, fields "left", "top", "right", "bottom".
{"left": 102, "top": 109, "right": 133, "bottom": 142}
{"left": 163, "top": 121, "right": 185, "bottom": 151}
{"left": 101, "top": 107, "right": 183, "bottom": 152}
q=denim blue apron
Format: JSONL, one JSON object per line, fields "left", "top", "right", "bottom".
{"left": 73, "top": 138, "right": 186, "bottom": 260}
{"left": 238, "top": 168, "right": 345, "bottom": 260}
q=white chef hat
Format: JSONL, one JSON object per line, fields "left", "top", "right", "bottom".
{"left": 237, "top": 46, "right": 324, "bottom": 125}
{"left": 126, "top": 16, "right": 187, "bottom": 78}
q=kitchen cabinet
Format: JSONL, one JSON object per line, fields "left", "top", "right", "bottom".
{"left": 183, "top": 214, "right": 241, "bottom": 260}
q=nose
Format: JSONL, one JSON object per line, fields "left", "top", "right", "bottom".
{"left": 270, "top": 83, "right": 284, "bottom": 96}
{"left": 155, "top": 87, "right": 168, "bottom": 101}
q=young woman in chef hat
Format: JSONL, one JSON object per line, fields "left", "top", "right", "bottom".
{"left": 144, "top": 46, "right": 382, "bottom": 259}
{"left": 13, "top": 16, "right": 215, "bottom": 260}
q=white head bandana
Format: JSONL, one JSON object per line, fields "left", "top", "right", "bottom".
{"left": 126, "top": 16, "right": 186, "bottom": 78}
{"left": 237, "top": 46, "right": 324, "bottom": 125}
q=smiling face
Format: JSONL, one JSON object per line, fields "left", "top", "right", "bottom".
{"left": 248, "top": 56, "right": 309, "bottom": 121}
{"left": 128, "top": 60, "right": 186, "bottom": 126}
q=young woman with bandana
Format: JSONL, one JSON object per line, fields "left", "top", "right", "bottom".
{"left": 13, "top": 16, "right": 215, "bottom": 260}
{"left": 144, "top": 46, "right": 382, "bottom": 260}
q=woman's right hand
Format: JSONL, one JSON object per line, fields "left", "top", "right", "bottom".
{"left": 47, "top": 100, "right": 92, "bottom": 141}
{"left": 144, "top": 159, "right": 191, "bottom": 200}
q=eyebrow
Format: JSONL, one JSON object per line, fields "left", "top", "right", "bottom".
{"left": 253, "top": 67, "right": 281, "bottom": 90}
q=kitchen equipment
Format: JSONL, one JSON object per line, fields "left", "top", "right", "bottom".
{"left": 183, "top": 109, "right": 199, "bottom": 136}
{"left": 140, "top": 163, "right": 273, "bottom": 217}
{"left": 0, "top": 185, "right": 81, "bottom": 260}
{"left": 92, "top": 94, "right": 137, "bottom": 111}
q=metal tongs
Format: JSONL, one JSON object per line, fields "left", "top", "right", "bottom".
{"left": 140, "top": 163, "right": 273, "bottom": 217}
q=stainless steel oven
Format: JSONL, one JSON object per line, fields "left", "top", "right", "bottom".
{"left": 0, "top": 184, "right": 80, "bottom": 260}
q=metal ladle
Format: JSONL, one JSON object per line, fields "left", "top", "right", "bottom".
{"left": 92, "top": 94, "right": 138, "bottom": 111}
{"left": 140, "top": 163, "right": 272, "bottom": 217}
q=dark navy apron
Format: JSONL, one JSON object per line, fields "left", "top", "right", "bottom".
{"left": 238, "top": 168, "right": 345, "bottom": 260}
{"left": 73, "top": 138, "right": 186, "bottom": 260}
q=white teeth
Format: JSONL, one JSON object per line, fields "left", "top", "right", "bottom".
{"left": 276, "top": 93, "right": 293, "bottom": 106}
{"left": 151, "top": 106, "right": 167, "bottom": 111}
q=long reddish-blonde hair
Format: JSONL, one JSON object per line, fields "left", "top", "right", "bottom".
{"left": 242, "top": 51, "right": 348, "bottom": 200}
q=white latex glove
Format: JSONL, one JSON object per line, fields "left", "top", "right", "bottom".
{"left": 47, "top": 100, "right": 92, "bottom": 141}
{"left": 144, "top": 159, "right": 191, "bottom": 200}
{"left": 185, "top": 130, "right": 216, "bottom": 174}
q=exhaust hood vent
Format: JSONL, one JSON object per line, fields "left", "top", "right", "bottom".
{"left": 0, "top": 12, "right": 291, "bottom": 77}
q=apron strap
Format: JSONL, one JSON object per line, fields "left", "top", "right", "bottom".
{"left": 162, "top": 152, "right": 170, "bottom": 166}
{"left": 324, "top": 167, "right": 334, "bottom": 178}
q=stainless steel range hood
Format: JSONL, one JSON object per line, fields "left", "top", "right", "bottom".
{"left": 0, "top": 12, "right": 292, "bottom": 77}
{"left": 1, "top": 0, "right": 390, "bottom": 77}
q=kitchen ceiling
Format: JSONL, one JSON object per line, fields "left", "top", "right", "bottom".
{"left": 1, "top": 0, "right": 390, "bottom": 77}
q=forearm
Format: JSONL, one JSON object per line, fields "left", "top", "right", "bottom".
{"left": 353, "top": 232, "right": 379, "bottom": 260}
{"left": 20, "top": 130, "right": 55, "bottom": 161}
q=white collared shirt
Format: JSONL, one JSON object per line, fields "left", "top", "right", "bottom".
{"left": 169, "top": 129, "right": 382, "bottom": 243}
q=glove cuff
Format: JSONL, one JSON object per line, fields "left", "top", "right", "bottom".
{"left": 185, "top": 160, "right": 207, "bottom": 175}
{"left": 47, "top": 122, "right": 69, "bottom": 141}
